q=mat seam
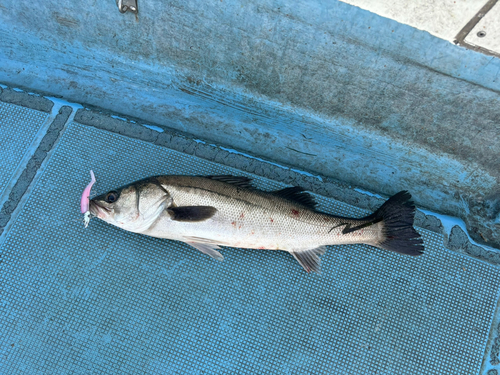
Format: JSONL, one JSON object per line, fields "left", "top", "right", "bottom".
{"left": 0, "top": 106, "right": 73, "bottom": 240}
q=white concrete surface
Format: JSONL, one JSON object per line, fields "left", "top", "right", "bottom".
{"left": 340, "top": 0, "right": 488, "bottom": 42}
{"left": 465, "top": 2, "right": 500, "bottom": 53}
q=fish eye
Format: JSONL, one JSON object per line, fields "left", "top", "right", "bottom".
{"left": 105, "top": 191, "right": 119, "bottom": 203}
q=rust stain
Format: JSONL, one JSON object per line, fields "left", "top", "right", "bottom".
{"left": 291, "top": 209, "right": 300, "bottom": 217}
{"left": 240, "top": 213, "right": 245, "bottom": 219}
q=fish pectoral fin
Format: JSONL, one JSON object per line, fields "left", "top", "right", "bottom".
{"left": 289, "top": 246, "right": 327, "bottom": 273}
{"left": 167, "top": 206, "right": 217, "bottom": 222}
{"left": 184, "top": 239, "right": 224, "bottom": 261}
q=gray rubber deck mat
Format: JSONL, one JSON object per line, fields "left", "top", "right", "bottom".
{"left": 0, "top": 102, "right": 49, "bottom": 203}
{"left": 1, "top": 122, "right": 500, "bottom": 374}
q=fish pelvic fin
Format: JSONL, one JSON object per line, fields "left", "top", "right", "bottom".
{"left": 365, "top": 191, "right": 424, "bottom": 256}
{"left": 290, "top": 246, "right": 327, "bottom": 273}
{"left": 183, "top": 238, "right": 224, "bottom": 261}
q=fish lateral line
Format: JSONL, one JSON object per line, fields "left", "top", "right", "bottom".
{"left": 341, "top": 217, "right": 383, "bottom": 234}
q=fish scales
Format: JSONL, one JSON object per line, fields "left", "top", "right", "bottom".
{"left": 86, "top": 174, "right": 424, "bottom": 272}
{"left": 149, "top": 176, "right": 380, "bottom": 250}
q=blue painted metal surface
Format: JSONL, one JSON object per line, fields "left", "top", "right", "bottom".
{"left": 1, "top": 0, "right": 499, "bottom": 247}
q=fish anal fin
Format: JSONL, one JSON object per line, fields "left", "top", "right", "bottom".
{"left": 184, "top": 240, "right": 224, "bottom": 261}
{"left": 168, "top": 206, "right": 217, "bottom": 222}
{"left": 290, "top": 246, "right": 326, "bottom": 273}
{"left": 205, "top": 175, "right": 253, "bottom": 189}
{"left": 273, "top": 186, "right": 317, "bottom": 209}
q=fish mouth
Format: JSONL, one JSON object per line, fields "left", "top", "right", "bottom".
{"left": 89, "top": 200, "right": 111, "bottom": 219}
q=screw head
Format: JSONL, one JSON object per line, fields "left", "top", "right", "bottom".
{"left": 477, "top": 31, "right": 487, "bottom": 38}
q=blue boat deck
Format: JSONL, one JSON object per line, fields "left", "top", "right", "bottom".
{"left": 1, "top": 92, "right": 500, "bottom": 374}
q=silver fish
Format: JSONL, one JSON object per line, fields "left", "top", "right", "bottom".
{"left": 88, "top": 175, "right": 424, "bottom": 272}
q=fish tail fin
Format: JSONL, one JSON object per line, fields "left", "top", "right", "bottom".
{"left": 367, "top": 191, "right": 424, "bottom": 256}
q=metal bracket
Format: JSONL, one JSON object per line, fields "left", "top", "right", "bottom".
{"left": 116, "top": 0, "right": 138, "bottom": 14}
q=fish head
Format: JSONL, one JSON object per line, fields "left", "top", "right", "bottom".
{"left": 89, "top": 177, "right": 172, "bottom": 232}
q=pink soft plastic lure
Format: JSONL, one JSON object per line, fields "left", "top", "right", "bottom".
{"left": 81, "top": 170, "right": 96, "bottom": 227}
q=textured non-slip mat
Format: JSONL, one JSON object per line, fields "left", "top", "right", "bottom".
{"left": 1, "top": 122, "right": 499, "bottom": 374}
{"left": 0, "top": 102, "right": 48, "bottom": 200}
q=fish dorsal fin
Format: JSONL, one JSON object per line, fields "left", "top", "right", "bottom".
{"left": 272, "top": 186, "right": 317, "bottom": 209}
{"left": 206, "top": 175, "right": 253, "bottom": 189}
